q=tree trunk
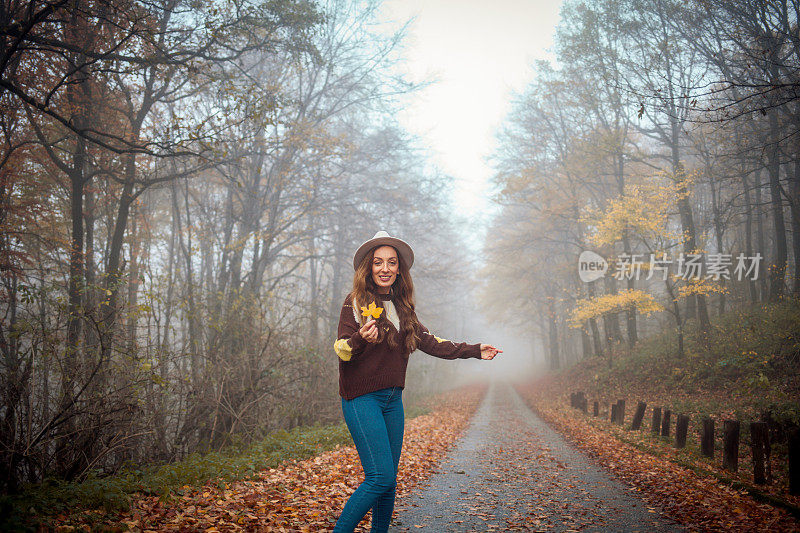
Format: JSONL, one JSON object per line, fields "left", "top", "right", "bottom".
{"left": 766, "top": 111, "right": 787, "bottom": 301}
{"left": 791, "top": 157, "right": 800, "bottom": 297}
{"left": 580, "top": 327, "right": 592, "bottom": 359}
{"left": 617, "top": 152, "right": 637, "bottom": 345}
{"left": 57, "top": 134, "right": 86, "bottom": 479}
{"left": 601, "top": 276, "right": 624, "bottom": 351}
{"left": 622, "top": 235, "right": 638, "bottom": 344}
{"left": 672, "top": 148, "right": 710, "bottom": 330}
{"left": 584, "top": 281, "right": 603, "bottom": 357}
{"left": 709, "top": 166, "right": 726, "bottom": 314}
{"left": 66, "top": 136, "right": 86, "bottom": 366}
{"left": 101, "top": 150, "right": 137, "bottom": 364}
{"left": 308, "top": 226, "right": 319, "bottom": 347}
{"left": 665, "top": 279, "right": 684, "bottom": 358}
{"left": 546, "top": 294, "right": 560, "bottom": 370}
{"left": 126, "top": 210, "right": 141, "bottom": 354}
{"left": 328, "top": 224, "right": 348, "bottom": 331}
{"left": 754, "top": 169, "right": 768, "bottom": 299}
{"left": 171, "top": 180, "right": 200, "bottom": 383}
{"left": 741, "top": 168, "right": 758, "bottom": 303}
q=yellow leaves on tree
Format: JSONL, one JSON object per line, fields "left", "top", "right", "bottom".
{"left": 675, "top": 278, "right": 727, "bottom": 300}
{"left": 570, "top": 289, "right": 663, "bottom": 328}
{"left": 584, "top": 178, "right": 689, "bottom": 247}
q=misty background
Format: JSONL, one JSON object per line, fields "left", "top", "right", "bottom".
{"left": 1, "top": 0, "right": 798, "bottom": 495}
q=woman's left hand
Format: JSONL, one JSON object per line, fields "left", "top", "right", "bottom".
{"left": 480, "top": 344, "right": 502, "bottom": 360}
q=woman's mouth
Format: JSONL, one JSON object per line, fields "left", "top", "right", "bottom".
{"left": 378, "top": 275, "right": 392, "bottom": 282}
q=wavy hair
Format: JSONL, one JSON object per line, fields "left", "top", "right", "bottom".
{"left": 351, "top": 245, "right": 420, "bottom": 357}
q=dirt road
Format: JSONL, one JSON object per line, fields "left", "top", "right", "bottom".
{"left": 393, "top": 382, "right": 682, "bottom": 532}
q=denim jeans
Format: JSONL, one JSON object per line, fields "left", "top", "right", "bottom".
{"left": 334, "top": 387, "right": 404, "bottom": 533}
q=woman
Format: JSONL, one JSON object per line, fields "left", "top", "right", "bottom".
{"left": 332, "top": 230, "right": 501, "bottom": 532}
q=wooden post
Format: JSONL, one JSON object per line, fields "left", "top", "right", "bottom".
{"left": 762, "top": 410, "right": 778, "bottom": 476}
{"left": 651, "top": 407, "right": 661, "bottom": 435}
{"left": 575, "top": 391, "right": 585, "bottom": 411}
{"left": 760, "top": 412, "right": 774, "bottom": 482}
{"left": 723, "top": 420, "right": 739, "bottom": 472}
{"left": 675, "top": 414, "right": 689, "bottom": 448}
{"left": 789, "top": 427, "right": 800, "bottom": 495}
{"left": 631, "top": 401, "right": 647, "bottom": 430}
{"left": 661, "top": 409, "right": 671, "bottom": 437}
{"left": 570, "top": 393, "right": 576, "bottom": 408}
{"left": 701, "top": 418, "right": 714, "bottom": 458}
{"left": 580, "top": 396, "right": 588, "bottom": 414}
{"left": 751, "top": 421, "right": 769, "bottom": 484}
{"left": 593, "top": 401, "right": 599, "bottom": 417}
{"left": 611, "top": 403, "right": 618, "bottom": 424}
{"left": 616, "top": 399, "right": 625, "bottom": 426}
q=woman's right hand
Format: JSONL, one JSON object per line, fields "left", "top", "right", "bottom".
{"left": 359, "top": 319, "right": 379, "bottom": 343}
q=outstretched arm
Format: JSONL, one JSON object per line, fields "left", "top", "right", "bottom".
{"left": 417, "top": 323, "right": 501, "bottom": 361}
{"left": 479, "top": 344, "right": 502, "bottom": 360}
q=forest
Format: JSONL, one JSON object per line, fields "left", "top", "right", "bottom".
{"left": 0, "top": 0, "right": 475, "bottom": 495}
{"left": 1, "top": 0, "right": 799, "bottom": 518}
{"left": 485, "top": 0, "right": 800, "bottom": 370}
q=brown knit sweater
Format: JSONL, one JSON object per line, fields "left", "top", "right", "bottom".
{"left": 334, "top": 292, "right": 481, "bottom": 400}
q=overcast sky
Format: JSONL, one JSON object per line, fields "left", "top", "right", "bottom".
{"left": 380, "top": 0, "right": 564, "bottom": 248}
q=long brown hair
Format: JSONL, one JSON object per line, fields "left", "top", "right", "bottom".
{"left": 351, "top": 245, "right": 420, "bottom": 357}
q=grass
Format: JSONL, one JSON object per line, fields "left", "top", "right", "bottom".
{"left": 539, "top": 300, "right": 800, "bottom": 502}
{"left": 2, "top": 401, "right": 432, "bottom": 531}
{"left": 564, "top": 300, "right": 800, "bottom": 426}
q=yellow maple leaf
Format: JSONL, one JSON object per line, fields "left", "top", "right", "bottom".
{"left": 360, "top": 302, "right": 383, "bottom": 319}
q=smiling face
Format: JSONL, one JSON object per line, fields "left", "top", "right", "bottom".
{"left": 371, "top": 245, "right": 399, "bottom": 294}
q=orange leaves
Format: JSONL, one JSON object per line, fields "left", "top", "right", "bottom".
{"left": 53, "top": 385, "right": 485, "bottom": 532}
{"left": 515, "top": 379, "right": 800, "bottom": 532}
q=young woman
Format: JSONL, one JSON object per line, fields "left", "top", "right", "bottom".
{"left": 332, "top": 231, "right": 501, "bottom": 532}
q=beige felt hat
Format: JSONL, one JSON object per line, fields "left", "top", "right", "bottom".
{"left": 353, "top": 231, "right": 414, "bottom": 270}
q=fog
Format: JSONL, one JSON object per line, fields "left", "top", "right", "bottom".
{"left": 2, "top": 0, "right": 799, "bottom": 495}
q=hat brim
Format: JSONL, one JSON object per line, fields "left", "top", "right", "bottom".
{"left": 353, "top": 236, "right": 414, "bottom": 270}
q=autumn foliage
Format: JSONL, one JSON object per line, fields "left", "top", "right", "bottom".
{"left": 516, "top": 378, "right": 800, "bottom": 532}
{"left": 37, "top": 385, "right": 485, "bottom": 531}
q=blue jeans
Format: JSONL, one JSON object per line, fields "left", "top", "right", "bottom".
{"left": 334, "top": 387, "right": 404, "bottom": 533}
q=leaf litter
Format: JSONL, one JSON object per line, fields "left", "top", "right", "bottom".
{"left": 515, "top": 377, "right": 800, "bottom": 532}
{"left": 51, "top": 385, "right": 485, "bottom": 532}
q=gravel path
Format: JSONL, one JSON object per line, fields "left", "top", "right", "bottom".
{"left": 393, "top": 381, "right": 683, "bottom": 532}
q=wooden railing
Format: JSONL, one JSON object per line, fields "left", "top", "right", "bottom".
{"left": 569, "top": 391, "right": 800, "bottom": 495}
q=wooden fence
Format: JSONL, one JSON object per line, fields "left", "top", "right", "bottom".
{"left": 569, "top": 391, "right": 800, "bottom": 495}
